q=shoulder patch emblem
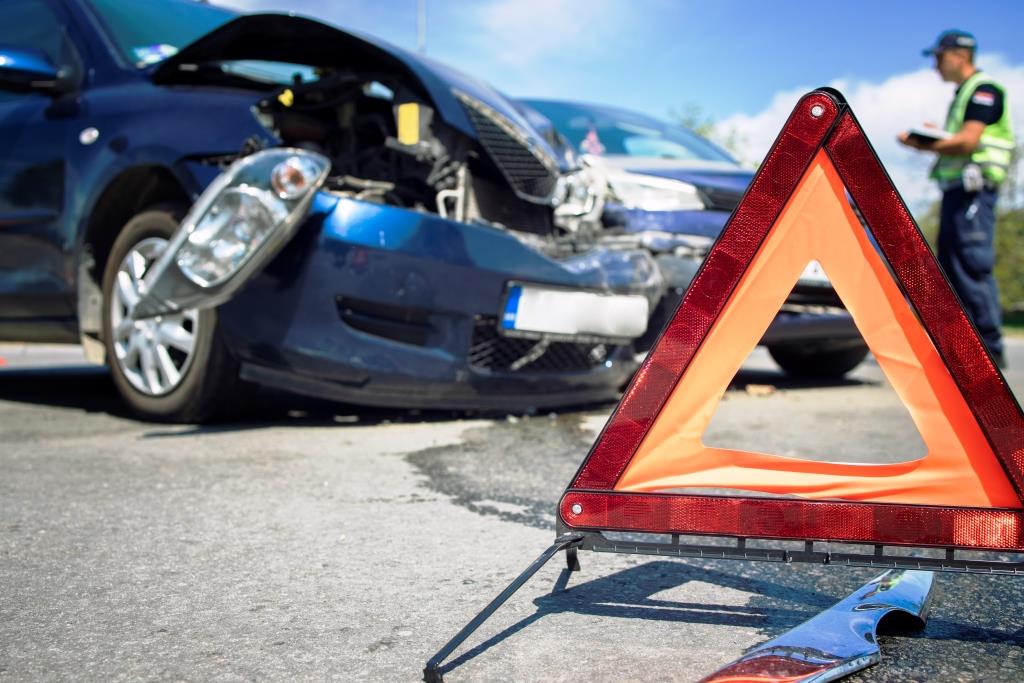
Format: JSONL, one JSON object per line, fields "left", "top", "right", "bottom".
{"left": 972, "top": 90, "right": 996, "bottom": 106}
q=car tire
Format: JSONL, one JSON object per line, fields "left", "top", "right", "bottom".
{"left": 767, "top": 343, "right": 869, "bottom": 379}
{"left": 101, "top": 204, "right": 240, "bottom": 422}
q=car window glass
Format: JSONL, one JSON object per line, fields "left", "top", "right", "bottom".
{"left": 219, "top": 60, "right": 319, "bottom": 86}
{"left": 525, "top": 100, "right": 737, "bottom": 164}
{"left": 88, "top": 0, "right": 235, "bottom": 67}
{"left": 623, "top": 136, "right": 708, "bottom": 159}
{"left": 0, "top": 0, "right": 63, "bottom": 64}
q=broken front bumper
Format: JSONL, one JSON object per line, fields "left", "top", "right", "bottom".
{"left": 214, "top": 193, "right": 663, "bottom": 410}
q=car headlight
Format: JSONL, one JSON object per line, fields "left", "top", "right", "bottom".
{"left": 552, "top": 161, "right": 607, "bottom": 232}
{"left": 606, "top": 171, "right": 705, "bottom": 212}
{"left": 175, "top": 149, "right": 329, "bottom": 287}
{"left": 132, "top": 148, "right": 330, "bottom": 318}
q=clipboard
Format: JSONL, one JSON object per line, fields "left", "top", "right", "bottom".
{"left": 907, "top": 127, "right": 950, "bottom": 145}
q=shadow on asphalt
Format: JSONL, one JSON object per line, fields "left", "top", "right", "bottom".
{"left": 0, "top": 364, "right": 470, "bottom": 430}
{"left": 0, "top": 364, "right": 610, "bottom": 433}
{"left": 438, "top": 559, "right": 839, "bottom": 676}
{"left": 0, "top": 362, "right": 876, "bottom": 435}
{"left": 726, "top": 365, "right": 878, "bottom": 391}
{"left": 436, "top": 557, "right": 1023, "bottom": 678}
{"left": 0, "top": 365, "right": 132, "bottom": 418}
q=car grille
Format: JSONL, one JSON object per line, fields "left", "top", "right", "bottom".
{"left": 697, "top": 185, "right": 745, "bottom": 212}
{"left": 455, "top": 91, "right": 559, "bottom": 201}
{"left": 470, "top": 175, "right": 554, "bottom": 235}
{"left": 468, "top": 317, "right": 615, "bottom": 373}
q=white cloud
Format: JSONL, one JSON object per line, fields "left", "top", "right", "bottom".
{"left": 717, "top": 55, "right": 1024, "bottom": 211}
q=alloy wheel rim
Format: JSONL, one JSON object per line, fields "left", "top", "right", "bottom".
{"left": 109, "top": 236, "right": 200, "bottom": 396}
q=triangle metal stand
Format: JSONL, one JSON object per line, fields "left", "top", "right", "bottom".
{"left": 423, "top": 532, "right": 583, "bottom": 682}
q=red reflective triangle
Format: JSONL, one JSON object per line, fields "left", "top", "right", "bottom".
{"left": 560, "top": 89, "right": 1024, "bottom": 551}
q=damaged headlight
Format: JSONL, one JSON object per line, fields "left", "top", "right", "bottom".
{"left": 606, "top": 171, "right": 705, "bottom": 212}
{"left": 176, "top": 185, "right": 288, "bottom": 287}
{"left": 176, "top": 150, "right": 328, "bottom": 287}
{"left": 133, "top": 148, "right": 329, "bottom": 317}
{"left": 552, "top": 160, "right": 606, "bottom": 233}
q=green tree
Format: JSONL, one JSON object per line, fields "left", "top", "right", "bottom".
{"left": 670, "top": 103, "right": 717, "bottom": 139}
{"left": 669, "top": 102, "right": 747, "bottom": 159}
{"left": 995, "top": 206, "right": 1024, "bottom": 312}
{"left": 915, "top": 200, "right": 941, "bottom": 250}
{"left": 915, "top": 201, "right": 1024, "bottom": 313}
{"left": 1000, "top": 143, "right": 1024, "bottom": 209}
{"left": 995, "top": 144, "right": 1024, "bottom": 313}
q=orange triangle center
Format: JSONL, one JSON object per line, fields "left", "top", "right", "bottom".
{"left": 613, "top": 151, "right": 1020, "bottom": 509}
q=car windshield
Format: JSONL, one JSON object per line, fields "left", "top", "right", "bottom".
{"left": 88, "top": 0, "right": 237, "bottom": 67}
{"left": 523, "top": 99, "right": 737, "bottom": 164}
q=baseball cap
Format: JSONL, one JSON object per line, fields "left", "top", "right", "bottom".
{"left": 922, "top": 29, "right": 977, "bottom": 56}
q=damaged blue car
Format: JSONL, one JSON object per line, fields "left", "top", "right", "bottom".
{"left": 522, "top": 99, "right": 869, "bottom": 379}
{"left": 0, "top": 0, "right": 661, "bottom": 421}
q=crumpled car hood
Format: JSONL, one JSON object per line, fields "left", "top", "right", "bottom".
{"left": 152, "top": 13, "right": 566, "bottom": 170}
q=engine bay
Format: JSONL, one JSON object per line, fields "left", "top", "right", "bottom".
{"left": 251, "top": 70, "right": 606, "bottom": 255}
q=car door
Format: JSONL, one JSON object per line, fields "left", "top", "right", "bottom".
{"left": 0, "top": 0, "right": 80, "bottom": 333}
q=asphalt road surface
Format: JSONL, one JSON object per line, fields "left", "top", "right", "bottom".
{"left": 2, "top": 340, "right": 1023, "bottom": 681}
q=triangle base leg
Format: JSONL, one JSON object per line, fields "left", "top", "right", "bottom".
{"left": 423, "top": 533, "right": 584, "bottom": 682}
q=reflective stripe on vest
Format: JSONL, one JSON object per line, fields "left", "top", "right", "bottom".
{"left": 931, "top": 72, "right": 1016, "bottom": 185}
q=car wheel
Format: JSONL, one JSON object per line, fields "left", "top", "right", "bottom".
{"left": 767, "top": 343, "right": 869, "bottom": 379}
{"left": 101, "top": 204, "right": 239, "bottom": 422}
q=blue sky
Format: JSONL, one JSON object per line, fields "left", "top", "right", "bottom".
{"left": 220, "top": 0, "right": 1024, "bottom": 207}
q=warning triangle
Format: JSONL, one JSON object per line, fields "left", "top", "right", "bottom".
{"left": 560, "top": 89, "right": 1024, "bottom": 552}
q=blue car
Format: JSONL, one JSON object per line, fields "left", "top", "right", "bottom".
{"left": 0, "top": 0, "right": 661, "bottom": 421}
{"left": 521, "top": 99, "right": 869, "bottom": 378}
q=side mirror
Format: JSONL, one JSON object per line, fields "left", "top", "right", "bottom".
{"left": 0, "top": 45, "right": 73, "bottom": 96}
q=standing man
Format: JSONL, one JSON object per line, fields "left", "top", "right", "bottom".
{"left": 899, "top": 29, "right": 1015, "bottom": 369}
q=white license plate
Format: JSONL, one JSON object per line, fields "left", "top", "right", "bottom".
{"left": 501, "top": 284, "right": 649, "bottom": 340}
{"left": 798, "top": 259, "right": 831, "bottom": 285}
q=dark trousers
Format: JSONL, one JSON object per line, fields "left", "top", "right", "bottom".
{"left": 937, "top": 186, "right": 1003, "bottom": 356}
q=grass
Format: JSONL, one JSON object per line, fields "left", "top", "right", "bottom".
{"left": 1006, "top": 310, "right": 1024, "bottom": 338}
